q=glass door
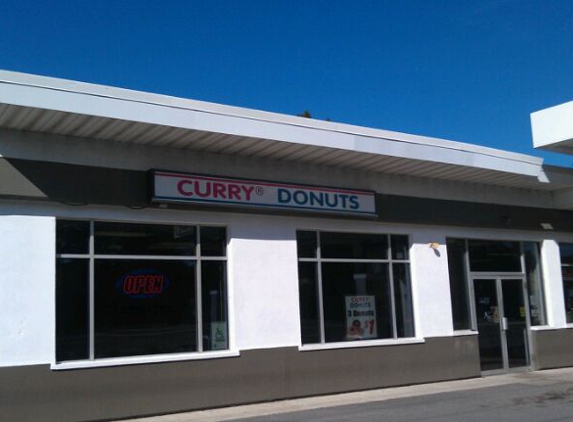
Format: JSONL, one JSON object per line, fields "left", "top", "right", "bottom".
{"left": 502, "top": 279, "right": 528, "bottom": 368}
{"left": 474, "top": 278, "right": 503, "bottom": 371}
{"left": 473, "top": 277, "right": 529, "bottom": 372}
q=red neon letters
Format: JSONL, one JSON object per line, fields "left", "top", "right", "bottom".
{"left": 123, "top": 274, "right": 165, "bottom": 295}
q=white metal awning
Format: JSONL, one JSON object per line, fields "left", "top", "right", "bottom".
{"left": 531, "top": 100, "right": 573, "bottom": 155}
{"left": 2, "top": 70, "right": 573, "bottom": 195}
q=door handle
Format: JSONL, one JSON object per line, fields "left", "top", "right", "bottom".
{"left": 502, "top": 317, "right": 509, "bottom": 331}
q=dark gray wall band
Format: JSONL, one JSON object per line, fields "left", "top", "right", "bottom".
{"left": 375, "top": 194, "right": 573, "bottom": 232}
{"left": 531, "top": 329, "right": 573, "bottom": 370}
{"left": 0, "top": 337, "right": 480, "bottom": 422}
{"left": 2, "top": 158, "right": 573, "bottom": 232}
{"left": 0, "top": 158, "right": 149, "bottom": 206}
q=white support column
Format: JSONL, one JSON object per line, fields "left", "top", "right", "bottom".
{"left": 540, "top": 239, "right": 567, "bottom": 328}
{"left": 0, "top": 215, "right": 55, "bottom": 367}
{"left": 409, "top": 231, "right": 454, "bottom": 338}
{"left": 228, "top": 217, "right": 301, "bottom": 351}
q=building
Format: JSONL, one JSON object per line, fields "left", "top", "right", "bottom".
{"left": 1, "top": 70, "right": 573, "bottom": 421}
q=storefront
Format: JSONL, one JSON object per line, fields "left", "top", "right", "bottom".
{"left": 2, "top": 71, "right": 573, "bottom": 421}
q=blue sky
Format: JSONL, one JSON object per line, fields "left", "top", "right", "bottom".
{"left": 1, "top": 1, "right": 573, "bottom": 166}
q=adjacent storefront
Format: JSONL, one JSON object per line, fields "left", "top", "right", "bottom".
{"left": 2, "top": 71, "right": 573, "bottom": 421}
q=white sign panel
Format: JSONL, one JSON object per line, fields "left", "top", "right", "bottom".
{"left": 210, "top": 322, "right": 228, "bottom": 350}
{"left": 152, "top": 171, "right": 377, "bottom": 215}
{"left": 345, "top": 296, "right": 377, "bottom": 340}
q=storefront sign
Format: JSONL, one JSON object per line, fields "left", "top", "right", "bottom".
{"left": 117, "top": 269, "right": 169, "bottom": 298}
{"left": 345, "top": 296, "right": 377, "bottom": 340}
{"left": 152, "top": 171, "right": 377, "bottom": 215}
{"left": 210, "top": 322, "right": 228, "bottom": 350}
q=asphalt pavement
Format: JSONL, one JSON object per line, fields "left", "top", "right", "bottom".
{"left": 118, "top": 367, "right": 573, "bottom": 422}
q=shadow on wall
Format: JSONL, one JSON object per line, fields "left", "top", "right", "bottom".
{"left": 3, "top": 157, "right": 573, "bottom": 234}
{"left": 1, "top": 158, "right": 149, "bottom": 206}
{"left": 375, "top": 194, "right": 573, "bottom": 233}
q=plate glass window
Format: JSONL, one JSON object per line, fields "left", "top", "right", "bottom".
{"left": 446, "top": 239, "right": 472, "bottom": 330}
{"left": 56, "top": 220, "right": 228, "bottom": 363}
{"left": 297, "top": 231, "right": 414, "bottom": 345}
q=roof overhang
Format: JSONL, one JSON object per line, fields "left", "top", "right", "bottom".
{"left": 531, "top": 100, "right": 573, "bottom": 155}
{"left": 0, "top": 70, "right": 568, "bottom": 193}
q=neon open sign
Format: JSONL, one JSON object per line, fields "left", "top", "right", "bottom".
{"left": 116, "top": 269, "right": 169, "bottom": 298}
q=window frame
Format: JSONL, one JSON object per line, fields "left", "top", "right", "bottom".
{"left": 446, "top": 238, "right": 547, "bottom": 332}
{"left": 559, "top": 243, "right": 573, "bottom": 325}
{"left": 54, "top": 219, "right": 235, "bottom": 369}
{"left": 297, "top": 230, "right": 416, "bottom": 347}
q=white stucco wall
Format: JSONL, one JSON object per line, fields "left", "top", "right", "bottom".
{"left": 229, "top": 218, "right": 300, "bottom": 350}
{"left": 1, "top": 199, "right": 572, "bottom": 367}
{"left": 540, "top": 239, "right": 567, "bottom": 327}
{"left": 0, "top": 215, "right": 55, "bottom": 367}
{"left": 409, "top": 231, "right": 453, "bottom": 338}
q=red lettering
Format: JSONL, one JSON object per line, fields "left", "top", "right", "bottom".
{"left": 137, "top": 276, "right": 146, "bottom": 293}
{"left": 147, "top": 278, "right": 155, "bottom": 294}
{"left": 124, "top": 276, "right": 136, "bottom": 294}
{"left": 228, "top": 184, "right": 241, "bottom": 200}
{"left": 122, "top": 274, "right": 165, "bottom": 296}
{"left": 154, "top": 277, "right": 164, "bottom": 293}
{"left": 177, "top": 180, "right": 193, "bottom": 196}
{"left": 242, "top": 185, "right": 254, "bottom": 201}
{"left": 351, "top": 297, "right": 368, "bottom": 302}
{"left": 194, "top": 180, "right": 211, "bottom": 198}
{"left": 213, "top": 183, "right": 227, "bottom": 199}
{"left": 178, "top": 179, "right": 259, "bottom": 202}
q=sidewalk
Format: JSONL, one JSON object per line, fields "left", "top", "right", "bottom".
{"left": 116, "top": 367, "right": 573, "bottom": 422}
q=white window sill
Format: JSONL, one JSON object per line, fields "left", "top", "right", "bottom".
{"left": 51, "top": 350, "right": 240, "bottom": 370}
{"left": 299, "top": 337, "right": 425, "bottom": 352}
{"left": 530, "top": 325, "right": 558, "bottom": 331}
{"left": 530, "top": 324, "right": 573, "bottom": 331}
{"left": 453, "top": 330, "right": 478, "bottom": 336}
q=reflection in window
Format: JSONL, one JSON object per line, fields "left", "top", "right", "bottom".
{"left": 468, "top": 240, "right": 521, "bottom": 272}
{"left": 200, "top": 227, "right": 227, "bottom": 257}
{"left": 56, "top": 259, "right": 89, "bottom": 362}
{"left": 560, "top": 244, "right": 573, "bottom": 323}
{"left": 94, "top": 222, "right": 197, "bottom": 256}
{"left": 391, "top": 236, "right": 409, "bottom": 260}
{"left": 321, "top": 232, "right": 388, "bottom": 260}
{"left": 560, "top": 244, "right": 573, "bottom": 265}
{"left": 56, "top": 220, "right": 90, "bottom": 254}
{"left": 296, "top": 231, "right": 317, "bottom": 258}
{"left": 523, "top": 242, "right": 546, "bottom": 326}
{"left": 297, "top": 231, "right": 413, "bottom": 345}
{"left": 56, "top": 220, "right": 227, "bottom": 363}
{"left": 322, "top": 263, "right": 393, "bottom": 342}
{"left": 298, "top": 262, "right": 320, "bottom": 344}
{"left": 446, "top": 239, "right": 471, "bottom": 330}
{"left": 94, "top": 260, "right": 197, "bottom": 358}
{"left": 201, "top": 261, "right": 228, "bottom": 351}
{"left": 393, "top": 263, "right": 414, "bottom": 337}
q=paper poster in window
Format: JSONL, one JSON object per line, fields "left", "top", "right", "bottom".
{"left": 345, "top": 296, "right": 377, "bottom": 340}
